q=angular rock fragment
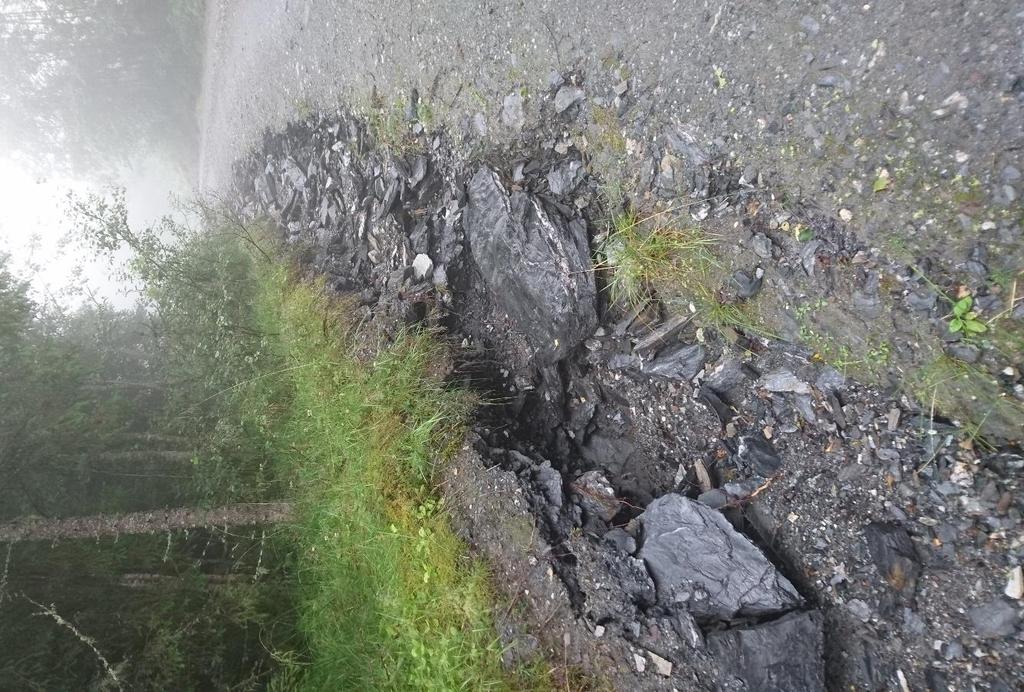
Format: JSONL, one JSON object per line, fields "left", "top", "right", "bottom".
{"left": 735, "top": 432, "right": 783, "bottom": 476}
{"left": 967, "top": 599, "right": 1019, "bottom": 639}
{"left": 699, "top": 385, "right": 735, "bottom": 425}
{"left": 466, "top": 167, "right": 597, "bottom": 362}
{"left": 501, "top": 91, "right": 525, "bottom": 129}
{"left": 705, "top": 355, "right": 748, "bottom": 402}
{"left": 554, "top": 86, "right": 584, "bottom": 113}
{"left": 639, "top": 494, "right": 802, "bottom": 619}
{"left": 670, "top": 610, "right": 705, "bottom": 648}
{"left": 571, "top": 470, "right": 620, "bottom": 523}
{"left": 864, "top": 522, "right": 920, "bottom": 601}
{"left": 546, "top": 159, "right": 585, "bottom": 196}
{"left": 603, "top": 527, "right": 636, "bottom": 555}
{"left": 708, "top": 611, "right": 825, "bottom": 692}
{"left": 642, "top": 343, "right": 706, "bottom": 382}
{"left": 761, "top": 369, "right": 811, "bottom": 395}
{"left": 1006, "top": 566, "right": 1023, "bottom": 600}
{"left": 633, "top": 314, "right": 694, "bottom": 354}
{"left": 647, "top": 651, "right": 672, "bottom": 677}
{"left": 731, "top": 269, "right": 763, "bottom": 299}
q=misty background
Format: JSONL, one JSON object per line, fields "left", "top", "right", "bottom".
{"left": 0, "top": 0, "right": 205, "bottom": 304}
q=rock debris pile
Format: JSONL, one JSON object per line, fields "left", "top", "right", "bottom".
{"left": 231, "top": 91, "right": 1022, "bottom": 689}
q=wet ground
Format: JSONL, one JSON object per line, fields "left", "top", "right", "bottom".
{"left": 201, "top": 2, "right": 1024, "bottom": 689}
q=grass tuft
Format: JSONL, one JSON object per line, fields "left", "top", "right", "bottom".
{"left": 598, "top": 208, "right": 775, "bottom": 340}
{"left": 366, "top": 99, "right": 428, "bottom": 155}
{"left": 598, "top": 209, "right": 717, "bottom": 307}
{"left": 699, "top": 299, "right": 777, "bottom": 342}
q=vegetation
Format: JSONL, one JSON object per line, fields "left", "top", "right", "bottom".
{"left": 366, "top": 95, "right": 432, "bottom": 155}
{"left": 947, "top": 295, "right": 987, "bottom": 335}
{"left": 1, "top": 191, "right": 538, "bottom": 688}
{"left": 597, "top": 206, "right": 775, "bottom": 343}
{"left": 254, "top": 267, "right": 531, "bottom": 690}
{"left": 909, "top": 355, "right": 1024, "bottom": 445}
{"left": 599, "top": 208, "right": 717, "bottom": 308}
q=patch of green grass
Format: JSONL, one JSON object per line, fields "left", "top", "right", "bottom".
{"left": 252, "top": 266, "right": 544, "bottom": 690}
{"left": 589, "top": 106, "right": 632, "bottom": 210}
{"left": 598, "top": 209, "right": 717, "bottom": 307}
{"left": 909, "top": 355, "right": 1024, "bottom": 444}
{"left": 367, "top": 100, "right": 423, "bottom": 155}
{"left": 699, "top": 298, "right": 777, "bottom": 342}
{"left": 590, "top": 106, "right": 627, "bottom": 161}
{"left": 598, "top": 208, "right": 778, "bottom": 341}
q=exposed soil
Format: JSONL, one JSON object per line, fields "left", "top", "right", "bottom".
{"left": 226, "top": 98, "right": 1023, "bottom": 690}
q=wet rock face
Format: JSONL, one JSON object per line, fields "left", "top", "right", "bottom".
{"left": 465, "top": 167, "right": 597, "bottom": 363}
{"left": 708, "top": 611, "right": 826, "bottom": 692}
{"left": 639, "top": 494, "right": 803, "bottom": 619}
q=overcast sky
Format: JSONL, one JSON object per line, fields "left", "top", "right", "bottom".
{"left": 0, "top": 153, "right": 192, "bottom": 308}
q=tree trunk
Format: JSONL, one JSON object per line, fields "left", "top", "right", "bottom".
{"left": 93, "top": 450, "right": 193, "bottom": 464}
{"left": 0, "top": 503, "right": 292, "bottom": 543}
{"left": 119, "top": 572, "right": 248, "bottom": 589}
{"left": 116, "top": 432, "right": 191, "bottom": 448}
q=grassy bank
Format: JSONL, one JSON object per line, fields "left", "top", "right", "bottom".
{"left": 251, "top": 263, "right": 535, "bottom": 690}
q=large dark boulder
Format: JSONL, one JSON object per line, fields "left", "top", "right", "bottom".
{"left": 465, "top": 167, "right": 597, "bottom": 363}
{"left": 638, "top": 493, "right": 802, "bottom": 619}
{"left": 708, "top": 611, "right": 826, "bottom": 692}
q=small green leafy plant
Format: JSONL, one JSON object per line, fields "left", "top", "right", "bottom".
{"left": 948, "top": 295, "right": 987, "bottom": 335}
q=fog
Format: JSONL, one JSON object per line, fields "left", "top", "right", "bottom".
{"left": 0, "top": 0, "right": 204, "bottom": 306}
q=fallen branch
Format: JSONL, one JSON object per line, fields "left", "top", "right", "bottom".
{"left": 24, "top": 594, "right": 123, "bottom": 691}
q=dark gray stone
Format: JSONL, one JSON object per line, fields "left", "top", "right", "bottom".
{"left": 752, "top": 233, "right": 773, "bottom": 259}
{"left": 864, "top": 522, "right": 920, "bottom": 601}
{"left": 706, "top": 356, "right": 748, "bottom": 398}
{"left": 801, "top": 240, "right": 822, "bottom": 276}
{"left": 967, "top": 599, "right": 1019, "bottom": 638}
{"left": 547, "top": 159, "right": 585, "bottom": 196}
{"left": 905, "top": 288, "right": 937, "bottom": 312}
{"left": 580, "top": 432, "right": 636, "bottom": 475}
{"left": 466, "top": 167, "right": 597, "bottom": 362}
{"left": 571, "top": 470, "right": 619, "bottom": 522}
{"left": 554, "top": 86, "right": 584, "bottom": 113}
{"left": 698, "top": 488, "right": 729, "bottom": 509}
{"left": 709, "top": 611, "right": 826, "bottom": 692}
{"left": 671, "top": 610, "right": 705, "bottom": 649}
{"left": 946, "top": 342, "right": 981, "bottom": 363}
{"left": 639, "top": 494, "right": 803, "bottom": 618}
{"left": 732, "top": 269, "right": 764, "bottom": 299}
{"left": 815, "top": 367, "right": 846, "bottom": 393}
{"left": 603, "top": 527, "right": 637, "bottom": 555}
{"left": 607, "top": 352, "right": 642, "bottom": 371}
{"left": 699, "top": 386, "right": 735, "bottom": 425}
{"left": 532, "top": 461, "right": 563, "bottom": 509}
{"left": 642, "top": 343, "right": 706, "bottom": 382}
{"left": 736, "top": 432, "right": 783, "bottom": 476}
